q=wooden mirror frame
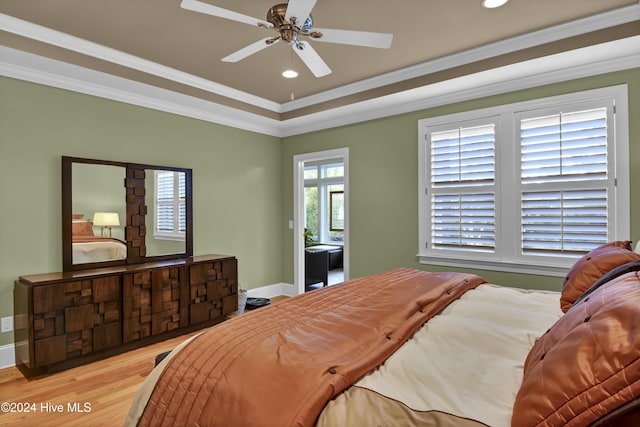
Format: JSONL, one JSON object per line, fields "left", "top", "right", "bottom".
{"left": 62, "top": 156, "right": 193, "bottom": 271}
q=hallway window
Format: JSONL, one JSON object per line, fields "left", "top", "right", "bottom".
{"left": 305, "top": 159, "right": 344, "bottom": 245}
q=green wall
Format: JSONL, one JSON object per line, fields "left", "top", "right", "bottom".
{"left": 72, "top": 162, "right": 127, "bottom": 242}
{"left": 0, "top": 77, "right": 283, "bottom": 346}
{"left": 1, "top": 68, "right": 638, "bottom": 348}
{"left": 281, "top": 68, "right": 640, "bottom": 290}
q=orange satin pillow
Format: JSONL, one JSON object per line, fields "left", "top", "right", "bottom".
{"left": 512, "top": 270, "right": 640, "bottom": 427}
{"left": 560, "top": 241, "right": 640, "bottom": 312}
{"left": 72, "top": 220, "right": 94, "bottom": 236}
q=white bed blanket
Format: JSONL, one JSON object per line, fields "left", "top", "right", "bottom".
{"left": 318, "top": 284, "right": 563, "bottom": 427}
{"left": 72, "top": 241, "right": 127, "bottom": 263}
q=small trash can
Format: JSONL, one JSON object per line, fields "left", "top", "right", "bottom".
{"left": 236, "top": 288, "right": 248, "bottom": 315}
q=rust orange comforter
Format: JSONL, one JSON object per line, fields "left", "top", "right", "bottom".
{"left": 136, "top": 268, "right": 486, "bottom": 427}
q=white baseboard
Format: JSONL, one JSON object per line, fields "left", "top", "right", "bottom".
{"left": 0, "top": 343, "right": 16, "bottom": 369}
{"left": 246, "top": 283, "right": 297, "bottom": 298}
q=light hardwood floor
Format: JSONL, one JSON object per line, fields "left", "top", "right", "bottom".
{"left": 0, "top": 296, "right": 288, "bottom": 426}
{"left": 0, "top": 330, "right": 199, "bottom": 426}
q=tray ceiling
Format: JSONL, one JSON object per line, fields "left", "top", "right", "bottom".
{"left": 1, "top": 0, "right": 639, "bottom": 132}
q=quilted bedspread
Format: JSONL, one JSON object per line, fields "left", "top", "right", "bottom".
{"left": 129, "top": 268, "right": 486, "bottom": 427}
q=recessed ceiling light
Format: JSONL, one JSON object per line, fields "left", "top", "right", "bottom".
{"left": 282, "top": 69, "right": 298, "bottom": 78}
{"left": 482, "top": 0, "right": 508, "bottom": 8}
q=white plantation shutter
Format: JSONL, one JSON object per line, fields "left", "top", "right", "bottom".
{"left": 418, "top": 86, "right": 628, "bottom": 274}
{"left": 520, "top": 108, "right": 607, "bottom": 183}
{"left": 432, "top": 193, "right": 495, "bottom": 250}
{"left": 521, "top": 190, "right": 608, "bottom": 254}
{"left": 519, "top": 107, "right": 611, "bottom": 256}
{"left": 429, "top": 123, "right": 496, "bottom": 252}
{"left": 179, "top": 172, "right": 186, "bottom": 232}
{"left": 431, "top": 124, "right": 495, "bottom": 185}
{"left": 155, "top": 171, "right": 186, "bottom": 239}
{"left": 156, "top": 171, "right": 175, "bottom": 232}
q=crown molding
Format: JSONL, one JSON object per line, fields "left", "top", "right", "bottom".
{"left": 0, "top": 46, "right": 285, "bottom": 136}
{"left": 1, "top": 36, "right": 638, "bottom": 138}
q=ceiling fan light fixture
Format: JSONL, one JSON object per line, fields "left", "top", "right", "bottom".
{"left": 482, "top": 0, "right": 508, "bottom": 8}
{"left": 184, "top": 0, "right": 393, "bottom": 78}
{"left": 282, "top": 69, "right": 298, "bottom": 78}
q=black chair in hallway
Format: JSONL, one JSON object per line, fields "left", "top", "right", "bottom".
{"left": 305, "top": 247, "right": 329, "bottom": 289}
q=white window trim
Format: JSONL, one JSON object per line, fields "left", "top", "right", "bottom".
{"left": 418, "top": 85, "right": 630, "bottom": 277}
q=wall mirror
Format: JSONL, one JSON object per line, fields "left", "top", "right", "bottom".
{"left": 62, "top": 156, "right": 193, "bottom": 271}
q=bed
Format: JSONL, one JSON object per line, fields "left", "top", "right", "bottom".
{"left": 72, "top": 216, "right": 127, "bottom": 263}
{"left": 125, "top": 241, "right": 640, "bottom": 427}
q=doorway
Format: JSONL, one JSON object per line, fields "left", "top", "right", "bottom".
{"left": 293, "top": 148, "right": 349, "bottom": 295}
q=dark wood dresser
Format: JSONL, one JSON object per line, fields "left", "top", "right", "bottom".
{"left": 14, "top": 254, "right": 237, "bottom": 376}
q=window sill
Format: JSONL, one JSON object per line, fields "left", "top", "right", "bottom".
{"left": 153, "top": 233, "right": 186, "bottom": 242}
{"left": 417, "top": 254, "right": 570, "bottom": 277}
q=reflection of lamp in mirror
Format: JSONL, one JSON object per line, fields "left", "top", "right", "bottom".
{"left": 93, "top": 212, "right": 120, "bottom": 237}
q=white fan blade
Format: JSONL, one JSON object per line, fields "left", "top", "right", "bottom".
{"left": 285, "top": 0, "right": 318, "bottom": 25}
{"left": 222, "top": 38, "right": 278, "bottom": 62}
{"left": 180, "top": 0, "right": 272, "bottom": 28}
{"left": 293, "top": 42, "right": 331, "bottom": 77}
{"left": 311, "top": 28, "right": 393, "bottom": 49}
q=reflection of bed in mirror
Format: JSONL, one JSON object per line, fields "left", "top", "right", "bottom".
{"left": 72, "top": 216, "right": 126, "bottom": 263}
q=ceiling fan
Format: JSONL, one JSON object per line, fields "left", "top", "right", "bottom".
{"left": 180, "top": 0, "right": 393, "bottom": 77}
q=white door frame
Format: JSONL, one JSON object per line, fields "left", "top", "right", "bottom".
{"left": 293, "top": 148, "right": 349, "bottom": 295}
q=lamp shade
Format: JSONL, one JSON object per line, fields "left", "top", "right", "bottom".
{"left": 93, "top": 212, "right": 120, "bottom": 227}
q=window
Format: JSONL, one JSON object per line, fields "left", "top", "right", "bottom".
{"left": 330, "top": 190, "right": 344, "bottom": 232}
{"left": 429, "top": 120, "right": 497, "bottom": 252}
{"left": 304, "top": 160, "right": 344, "bottom": 244}
{"left": 518, "top": 107, "right": 609, "bottom": 254}
{"left": 418, "top": 86, "right": 630, "bottom": 276}
{"left": 154, "top": 170, "right": 186, "bottom": 241}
